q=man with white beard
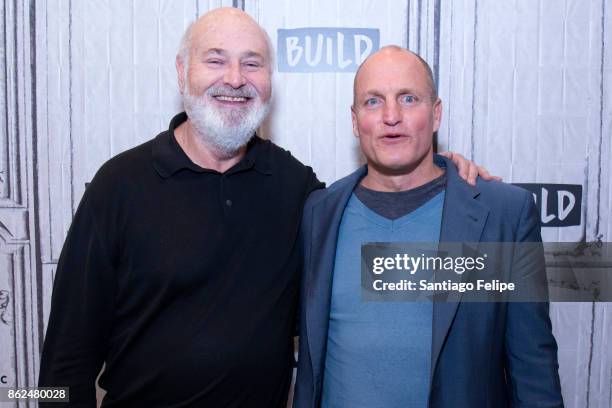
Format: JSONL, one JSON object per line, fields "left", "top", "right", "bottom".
{"left": 39, "top": 7, "right": 491, "bottom": 408}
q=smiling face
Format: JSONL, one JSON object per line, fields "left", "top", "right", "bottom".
{"left": 352, "top": 47, "right": 442, "bottom": 188}
{"left": 176, "top": 8, "right": 272, "bottom": 156}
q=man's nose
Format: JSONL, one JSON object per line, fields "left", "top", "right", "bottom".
{"left": 383, "top": 101, "right": 401, "bottom": 126}
{"left": 224, "top": 61, "right": 247, "bottom": 88}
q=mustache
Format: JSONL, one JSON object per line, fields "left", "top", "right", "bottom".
{"left": 205, "top": 85, "right": 258, "bottom": 99}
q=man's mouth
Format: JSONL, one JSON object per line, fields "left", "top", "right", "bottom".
{"left": 381, "top": 133, "right": 409, "bottom": 140}
{"left": 214, "top": 95, "right": 250, "bottom": 102}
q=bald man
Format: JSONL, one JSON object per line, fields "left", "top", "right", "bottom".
{"left": 294, "top": 46, "right": 563, "bottom": 408}
{"left": 39, "top": 8, "right": 318, "bottom": 407}
{"left": 39, "top": 9, "right": 494, "bottom": 408}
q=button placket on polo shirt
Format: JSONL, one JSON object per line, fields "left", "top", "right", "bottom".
{"left": 219, "top": 174, "right": 233, "bottom": 216}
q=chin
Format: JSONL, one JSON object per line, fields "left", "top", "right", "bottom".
{"left": 373, "top": 153, "right": 433, "bottom": 175}
{"left": 370, "top": 162, "right": 414, "bottom": 176}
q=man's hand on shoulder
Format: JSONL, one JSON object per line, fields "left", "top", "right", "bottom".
{"left": 440, "top": 151, "right": 503, "bottom": 186}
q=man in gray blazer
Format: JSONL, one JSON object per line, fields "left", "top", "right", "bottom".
{"left": 294, "top": 46, "right": 563, "bottom": 407}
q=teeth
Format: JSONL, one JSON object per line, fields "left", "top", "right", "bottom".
{"left": 215, "top": 96, "right": 247, "bottom": 102}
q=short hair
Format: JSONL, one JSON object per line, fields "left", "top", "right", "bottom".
{"left": 352, "top": 45, "right": 438, "bottom": 106}
{"left": 177, "top": 21, "right": 195, "bottom": 66}
{"left": 177, "top": 22, "right": 195, "bottom": 74}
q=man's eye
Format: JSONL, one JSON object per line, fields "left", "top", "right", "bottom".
{"left": 207, "top": 59, "right": 223, "bottom": 65}
{"left": 365, "top": 98, "right": 379, "bottom": 106}
{"left": 401, "top": 95, "right": 417, "bottom": 104}
{"left": 244, "top": 61, "right": 261, "bottom": 68}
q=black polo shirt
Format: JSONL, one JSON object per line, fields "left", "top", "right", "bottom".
{"left": 39, "top": 113, "right": 323, "bottom": 407}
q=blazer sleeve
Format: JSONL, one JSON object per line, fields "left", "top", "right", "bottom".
{"left": 504, "top": 191, "right": 564, "bottom": 407}
{"left": 295, "top": 170, "right": 325, "bottom": 337}
{"left": 293, "top": 194, "right": 317, "bottom": 408}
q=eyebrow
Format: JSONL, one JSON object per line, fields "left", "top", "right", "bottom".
{"left": 360, "top": 88, "right": 421, "bottom": 99}
{"left": 360, "top": 90, "right": 383, "bottom": 99}
{"left": 200, "top": 48, "right": 265, "bottom": 61}
{"left": 241, "top": 51, "right": 265, "bottom": 60}
{"left": 203, "top": 48, "right": 224, "bottom": 55}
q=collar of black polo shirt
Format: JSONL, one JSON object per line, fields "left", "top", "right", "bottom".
{"left": 152, "top": 112, "right": 273, "bottom": 178}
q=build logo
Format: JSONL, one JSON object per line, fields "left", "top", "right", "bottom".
{"left": 513, "top": 184, "right": 582, "bottom": 227}
{"left": 277, "top": 28, "right": 380, "bottom": 72}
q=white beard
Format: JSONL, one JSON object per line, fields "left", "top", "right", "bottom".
{"left": 183, "top": 84, "right": 270, "bottom": 158}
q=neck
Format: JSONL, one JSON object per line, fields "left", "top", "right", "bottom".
{"left": 174, "top": 120, "right": 247, "bottom": 173}
{"left": 361, "top": 157, "right": 443, "bottom": 192}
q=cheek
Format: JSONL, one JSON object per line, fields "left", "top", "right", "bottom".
{"left": 250, "top": 74, "right": 272, "bottom": 100}
{"left": 357, "top": 120, "right": 380, "bottom": 158}
{"left": 187, "top": 66, "right": 217, "bottom": 94}
{"left": 356, "top": 115, "right": 378, "bottom": 139}
{"left": 408, "top": 111, "right": 433, "bottom": 134}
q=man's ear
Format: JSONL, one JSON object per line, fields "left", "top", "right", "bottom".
{"left": 176, "top": 56, "right": 186, "bottom": 94}
{"left": 432, "top": 98, "right": 442, "bottom": 132}
{"left": 351, "top": 106, "right": 359, "bottom": 138}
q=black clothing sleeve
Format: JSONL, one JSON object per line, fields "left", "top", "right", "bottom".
{"left": 39, "top": 179, "right": 117, "bottom": 407}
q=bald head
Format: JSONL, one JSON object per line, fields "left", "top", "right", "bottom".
{"left": 353, "top": 46, "right": 437, "bottom": 106}
{"left": 177, "top": 7, "right": 273, "bottom": 72}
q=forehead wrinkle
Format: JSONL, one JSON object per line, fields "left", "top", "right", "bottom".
{"left": 182, "top": 8, "right": 273, "bottom": 71}
{"left": 192, "top": 31, "right": 270, "bottom": 66}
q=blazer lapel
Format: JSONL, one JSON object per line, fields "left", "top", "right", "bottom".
{"left": 306, "top": 166, "right": 367, "bottom": 385}
{"left": 430, "top": 156, "right": 490, "bottom": 381}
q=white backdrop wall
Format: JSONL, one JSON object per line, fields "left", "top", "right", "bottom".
{"left": 0, "top": 0, "right": 610, "bottom": 407}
